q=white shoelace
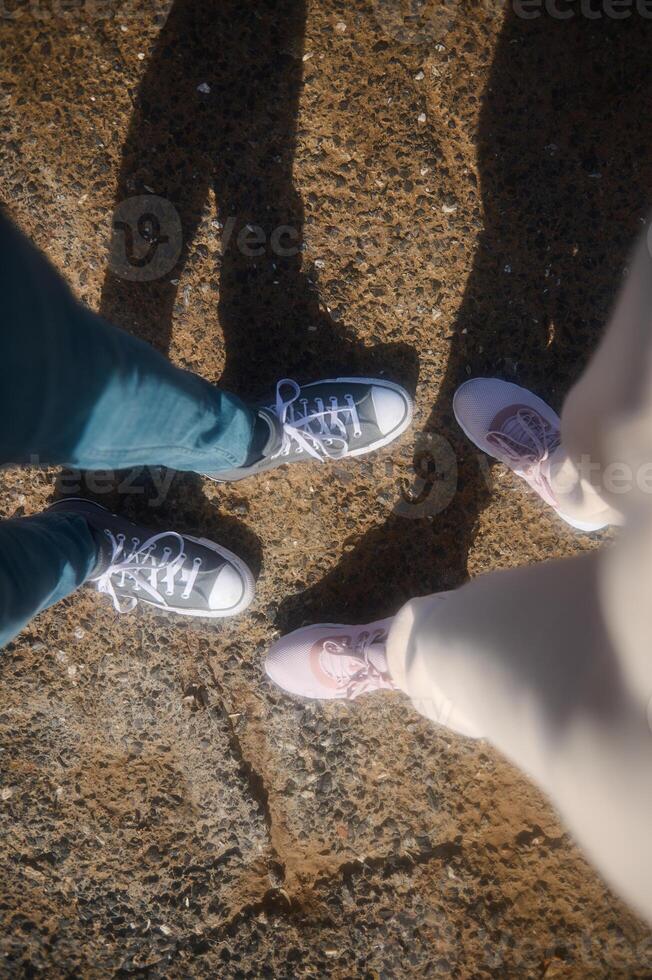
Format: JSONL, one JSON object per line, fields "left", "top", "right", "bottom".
{"left": 269, "top": 379, "right": 362, "bottom": 462}
{"left": 94, "top": 530, "right": 202, "bottom": 613}
{"left": 487, "top": 408, "right": 561, "bottom": 507}
{"left": 319, "top": 629, "right": 394, "bottom": 700}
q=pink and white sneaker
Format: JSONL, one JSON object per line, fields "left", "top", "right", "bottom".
{"left": 265, "top": 618, "right": 396, "bottom": 701}
{"left": 453, "top": 378, "right": 609, "bottom": 532}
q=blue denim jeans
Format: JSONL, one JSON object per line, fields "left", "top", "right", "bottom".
{"left": 0, "top": 215, "right": 255, "bottom": 646}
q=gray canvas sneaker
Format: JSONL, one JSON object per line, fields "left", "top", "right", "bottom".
{"left": 48, "top": 498, "right": 255, "bottom": 618}
{"left": 209, "top": 377, "right": 413, "bottom": 482}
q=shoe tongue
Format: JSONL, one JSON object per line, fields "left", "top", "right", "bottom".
{"left": 257, "top": 408, "right": 283, "bottom": 457}
{"left": 88, "top": 528, "right": 115, "bottom": 578}
{"left": 501, "top": 414, "right": 536, "bottom": 450}
{"left": 366, "top": 641, "right": 389, "bottom": 675}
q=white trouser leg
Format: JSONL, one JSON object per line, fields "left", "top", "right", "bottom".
{"left": 386, "top": 224, "right": 652, "bottom": 923}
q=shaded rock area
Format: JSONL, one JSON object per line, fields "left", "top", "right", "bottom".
{"left": 1, "top": 0, "right": 652, "bottom": 975}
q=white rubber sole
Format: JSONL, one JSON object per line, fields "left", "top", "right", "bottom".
{"left": 553, "top": 513, "right": 609, "bottom": 533}
{"left": 453, "top": 379, "right": 610, "bottom": 534}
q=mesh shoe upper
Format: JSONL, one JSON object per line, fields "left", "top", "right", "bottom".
{"left": 453, "top": 378, "right": 562, "bottom": 509}
{"left": 453, "top": 379, "right": 561, "bottom": 462}
{"left": 265, "top": 618, "right": 396, "bottom": 701}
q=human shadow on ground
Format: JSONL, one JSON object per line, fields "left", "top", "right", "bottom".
{"left": 278, "top": 9, "right": 652, "bottom": 629}
{"left": 97, "top": 0, "right": 418, "bottom": 576}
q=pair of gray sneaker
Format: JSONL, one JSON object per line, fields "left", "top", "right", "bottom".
{"left": 52, "top": 377, "right": 412, "bottom": 619}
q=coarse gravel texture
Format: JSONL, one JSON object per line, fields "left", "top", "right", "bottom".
{"left": 1, "top": 1, "right": 652, "bottom": 976}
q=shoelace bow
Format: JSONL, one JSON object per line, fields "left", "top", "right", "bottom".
{"left": 320, "top": 629, "right": 394, "bottom": 700}
{"left": 269, "top": 378, "right": 362, "bottom": 462}
{"left": 487, "top": 408, "right": 561, "bottom": 507}
{"left": 94, "top": 530, "right": 203, "bottom": 613}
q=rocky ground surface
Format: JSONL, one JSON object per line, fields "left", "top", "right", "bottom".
{"left": 1, "top": 1, "right": 652, "bottom": 976}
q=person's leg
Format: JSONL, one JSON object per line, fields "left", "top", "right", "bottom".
{"left": 263, "top": 544, "right": 652, "bottom": 924}
{"left": 0, "top": 511, "right": 99, "bottom": 647}
{"left": 384, "top": 547, "right": 652, "bottom": 925}
{"left": 264, "top": 545, "right": 652, "bottom": 922}
{"left": 560, "top": 228, "right": 652, "bottom": 497}
{"left": 386, "top": 223, "right": 652, "bottom": 922}
{"left": 0, "top": 213, "right": 259, "bottom": 645}
{"left": 0, "top": 212, "right": 256, "bottom": 473}
{"left": 549, "top": 227, "right": 652, "bottom": 525}
{"left": 0, "top": 213, "right": 414, "bottom": 477}
{"left": 543, "top": 444, "right": 620, "bottom": 528}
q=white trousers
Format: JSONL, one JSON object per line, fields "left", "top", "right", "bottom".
{"left": 387, "top": 228, "right": 652, "bottom": 924}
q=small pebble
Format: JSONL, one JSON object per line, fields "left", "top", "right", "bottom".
{"left": 335, "top": 21, "right": 347, "bottom": 33}
{"left": 137, "top": 52, "right": 145, "bottom": 61}
{"left": 415, "top": 70, "right": 425, "bottom": 81}
{"left": 197, "top": 82, "right": 210, "bottom": 94}
{"left": 417, "top": 112, "right": 427, "bottom": 125}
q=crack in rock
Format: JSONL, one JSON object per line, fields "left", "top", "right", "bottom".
{"left": 203, "top": 653, "right": 286, "bottom": 886}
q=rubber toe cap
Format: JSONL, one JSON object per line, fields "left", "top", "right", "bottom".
{"left": 371, "top": 385, "right": 409, "bottom": 435}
